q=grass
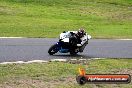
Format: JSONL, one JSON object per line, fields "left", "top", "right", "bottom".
{"left": 0, "top": 0, "right": 132, "bottom": 38}
{"left": 0, "top": 59, "right": 132, "bottom": 88}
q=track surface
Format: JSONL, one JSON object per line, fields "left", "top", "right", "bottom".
{"left": 0, "top": 38, "right": 132, "bottom": 62}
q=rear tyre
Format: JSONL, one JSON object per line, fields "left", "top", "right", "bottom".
{"left": 70, "top": 50, "right": 78, "bottom": 55}
{"left": 48, "top": 44, "right": 58, "bottom": 55}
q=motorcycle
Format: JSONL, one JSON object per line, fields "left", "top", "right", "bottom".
{"left": 48, "top": 31, "right": 91, "bottom": 55}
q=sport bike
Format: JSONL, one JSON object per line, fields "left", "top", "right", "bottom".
{"left": 48, "top": 31, "right": 91, "bottom": 55}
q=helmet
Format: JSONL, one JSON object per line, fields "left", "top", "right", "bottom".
{"left": 77, "top": 28, "right": 85, "bottom": 38}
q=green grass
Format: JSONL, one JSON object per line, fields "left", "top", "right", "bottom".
{"left": 0, "top": 59, "right": 132, "bottom": 88}
{"left": 0, "top": 0, "right": 132, "bottom": 38}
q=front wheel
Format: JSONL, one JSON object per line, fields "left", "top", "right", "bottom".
{"left": 48, "top": 44, "right": 58, "bottom": 55}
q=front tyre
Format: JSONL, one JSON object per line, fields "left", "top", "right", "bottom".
{"left": 48, "top": 44, "right": 58, "bottom": 55}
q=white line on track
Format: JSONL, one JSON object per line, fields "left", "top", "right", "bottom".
{"left": 0, "top": 58, "right": 106, "bottom": 65}
{"left": 115, "top": 39, "right": 132, "bottom": 40}
{"left": 0, "top": 60, "right": 48, "bottom": 65}
{"left": 0, "top": 37, "right": 24, "bottom": 38}
{"left": 50, "top": 59, "right": 67, "bottom": 62}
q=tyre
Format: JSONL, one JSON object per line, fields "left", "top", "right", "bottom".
{"left": 48, "top": 44, "right": 58, "bottom": 55}
{"left": 70, "top": 50, "right": 77, "bottom": 55}
{"left": 76, "top": 76, "right": 87, "bottom": 85}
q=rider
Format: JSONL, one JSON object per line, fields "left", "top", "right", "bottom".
{"left": 67, "top": 28, "right": 86, "bottom": 54}
{"left": 75, "top": 28, "right": 86, "bottom": 44}
{"left": 68, "top": 28, "right": 86, "bottom": 47}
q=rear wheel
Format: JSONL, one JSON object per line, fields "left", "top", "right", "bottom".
{"left": 48, "top": 44, "right": 58, "bottom": 55}
{"left": 70, "top": 49, "right": 78, "bottom": 55}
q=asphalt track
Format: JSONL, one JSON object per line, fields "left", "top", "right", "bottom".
{"left": 0, "top": 38, "right": 132, "bottom": 62}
